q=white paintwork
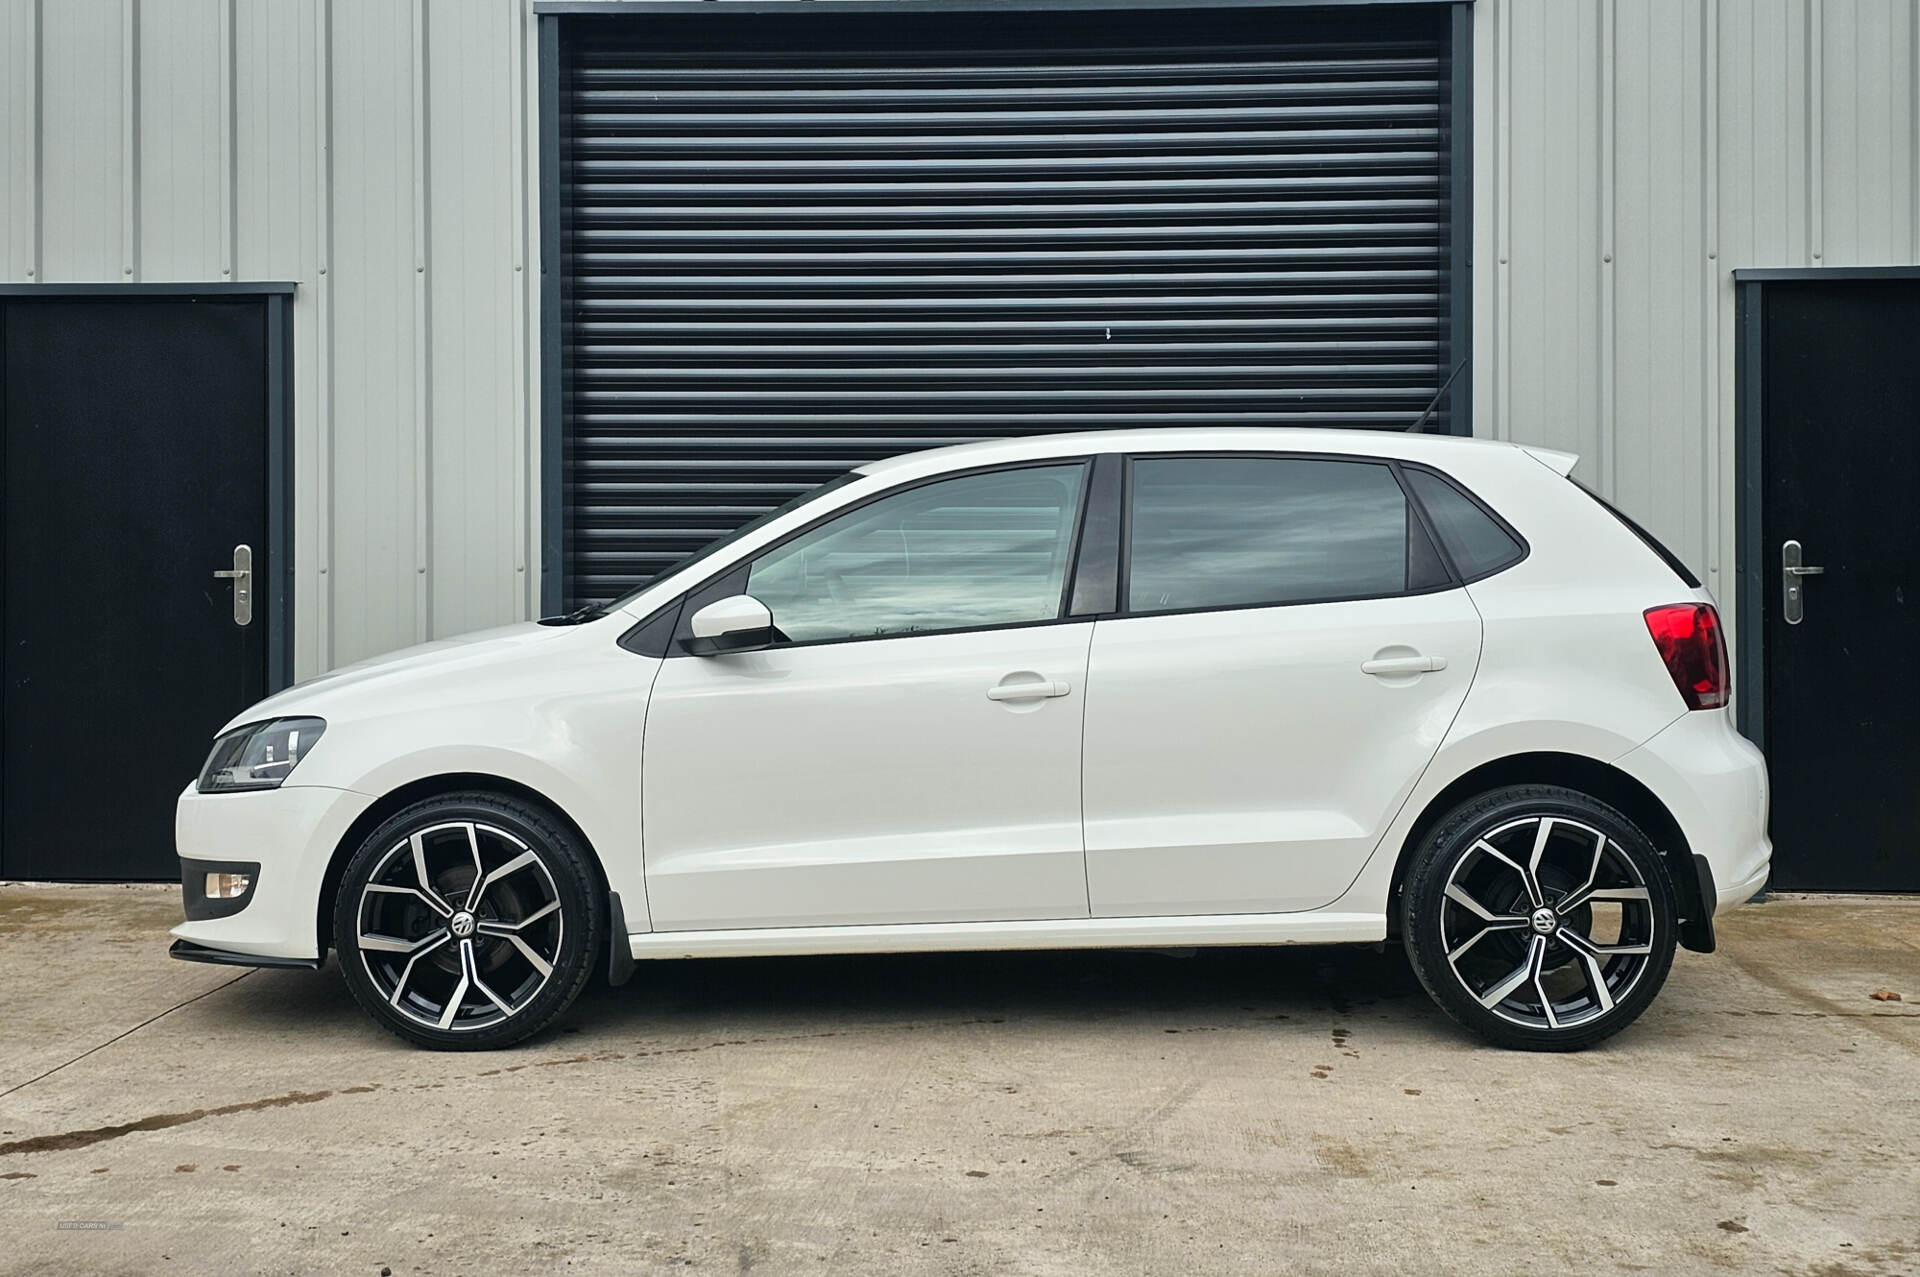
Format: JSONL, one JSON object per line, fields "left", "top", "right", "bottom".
{"left": 1082, "top": 590, "right": 1482, "bottom": 916}
{"left": 172, "top": 428, "right": 1770, "bottom": 989}
{"left": 688, "top": 594, "right": 772, "bottom": 641}
{"left": 642, "top": 624, "right": 1095, "bottom": 930}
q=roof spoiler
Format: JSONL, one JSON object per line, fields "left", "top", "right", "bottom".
{"left": 1519, "top": 444, "right": 1579, "bottom": 477}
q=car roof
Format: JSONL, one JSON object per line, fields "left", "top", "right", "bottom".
{"left": 852, "top": 427, "right": 1576, "bottom": 481}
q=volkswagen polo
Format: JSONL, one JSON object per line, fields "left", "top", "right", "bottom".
{"left": 171, "top": 429, "right": 1770, "bottom": 1051}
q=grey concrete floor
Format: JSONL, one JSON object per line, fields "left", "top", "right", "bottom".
{"left": 0, "top": 885, "right": 1915, "bottom": 1277}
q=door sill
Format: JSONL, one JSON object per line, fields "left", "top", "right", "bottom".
{"left": 627, "top": 911, "right": 1385, "bottom": 961}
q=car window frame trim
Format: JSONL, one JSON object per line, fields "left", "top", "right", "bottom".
{"left": 1395, "top": 459, "right": 1534, "bottom": 584}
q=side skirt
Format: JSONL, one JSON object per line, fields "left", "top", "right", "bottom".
{"left": 626, "top": 912, "right": 1386, "bottom": 961}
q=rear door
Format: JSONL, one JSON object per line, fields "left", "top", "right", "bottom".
{"left": 1082, "top": 454, "right": 1481, "bottom": 916}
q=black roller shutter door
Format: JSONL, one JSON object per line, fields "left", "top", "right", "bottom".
{"left": 556, "top": 6, "right": 1459, "bottom": 605}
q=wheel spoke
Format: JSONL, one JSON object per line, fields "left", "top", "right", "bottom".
{"left": 1557, "top": 928, "right": 1617, "bottom": 1012}
{"left": 461, "top": 824, "right": 487, "bottom": 910}
{"left": 365, "top": 882, "right": 451, "bottom": 917}
{"left": 387, "top": 932, "right": 451, "bottom": 1009}
{"left": 475, "top": 898, "right": 559, "bottom": 937}
{"left": 437, "top": 955, "right": 472, "bottom": 1030}
{"left": 410, "top": 832, "right": 454, "bottom": 915}
{"left": 500, "top": 932, "right": 554, "bottom": 978}
{"left": 460, "top": 938, "right": 516, "bottom": 1017}
{"left": 1446, "top": 921, "right": 1524, "bottom": 964}
{"left": 358, "top": 929, "right": 445, "bottom": 955}
{"left": 1527, "top": 817, "right": 1555, "bottom": 878}
{"left": 469, "top": 849, "right": 540, "bottom": 911}
{"left": 1444, "top": 882, "right": 1525, "bottom": 925}
{"left": 1473, "top": 839, "right": 1544, "bottom": 909}
{"left": 1477, "top": 934, "right": 1547, "bottom": 1009}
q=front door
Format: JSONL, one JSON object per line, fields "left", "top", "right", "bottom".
{"left": 642, "top": 462, "right": 1094, "bottom": 930}
{"left": 2, "top": 296, "right": 273, "bottom": 880}
{"left": 1761, "top": 279, "right": 1920, "bottom": 892}
{"left": 1083, "top": 454, "right": 1483, "bottom": 916}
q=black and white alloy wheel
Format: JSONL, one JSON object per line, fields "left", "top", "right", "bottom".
{"left": 1403, "top": 785, "right": 1678, "bottom": 1051}
{"left": 334, "top": 793, "right": 602, "bottom": 1050}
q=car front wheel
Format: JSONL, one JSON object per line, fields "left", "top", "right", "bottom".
{"left": 1402, "top": 784, "right": 1679, "bottom": 1051}
{"left": 333, "top": 792, "right": 603, "bottom": 1051}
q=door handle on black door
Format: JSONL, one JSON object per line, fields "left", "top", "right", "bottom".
{"left": 213, "top": 543, "right": 253, "bottom": 626}
{"left": 1781, "top": 539, "right": 1824, "bottom": 626}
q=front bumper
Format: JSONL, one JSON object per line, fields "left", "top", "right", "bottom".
{"left": 169, "top": 939, "right": 322, "bottom": 969}
{"left": 169, "top": 782, "right": 377, "bottom": 962}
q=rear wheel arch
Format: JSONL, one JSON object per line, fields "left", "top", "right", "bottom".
{"left": 316, "top": 773, "right": 610, "bottom": 963}
{"left": 1385, "top": 751, "right": 1707, "bottom": 949}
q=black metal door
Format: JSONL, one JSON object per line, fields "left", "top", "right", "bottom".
{"left": 3, "top": 297, "right": 269, "bottom": 880}
{"left": 1762, "top": 280, "right": 1920, "bottom": 892}
{"left": 554, "top": 5, "right": 1462, "bottom": 605}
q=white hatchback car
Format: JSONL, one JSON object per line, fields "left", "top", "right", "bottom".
{"left": 172, "top": 429, "right": 1769, "bottom": 1052}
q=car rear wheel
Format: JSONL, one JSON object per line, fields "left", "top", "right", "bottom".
{"left": 1402, "top": 784, "right": 1678, "bottom": 1051}
{"left": 333, "top": 792, "right": 603, "bottom": 1051}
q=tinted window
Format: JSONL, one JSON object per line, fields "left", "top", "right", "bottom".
{"left": 1404, "top": 467, "right": 1525, "bottom": 579}
{"left": 746, "top": 464, "right": 1087, "bottom": 643}
{"left": 1126, "top": 457, "right": 1426, "bottom": 612}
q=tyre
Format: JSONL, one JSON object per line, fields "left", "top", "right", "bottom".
{"left": 1401, "top": 784, "right": 1678, "bottom": 1051}
{"left": 333, "top": 792, "right": 604, "bottom": 1051}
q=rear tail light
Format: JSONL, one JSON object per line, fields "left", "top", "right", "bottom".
{"left": 1644, "top": 603, "right": 1729, "bottom": 710}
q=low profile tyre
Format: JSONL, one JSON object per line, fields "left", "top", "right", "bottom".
{"left": 1402, "top": 784, "right": 1679, "bottom": 1051}
{"left": 333, "top": 792, "right": 604, "bottom": 1051}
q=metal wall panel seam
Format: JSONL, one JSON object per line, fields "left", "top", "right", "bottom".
{"left": 317, "top": 0, "right": 335, "bottom": 671}
{"left": 1703, "top": 0, "right": 1720, "bottom": 587}
{"left": 29, "top": 0, "right": 42, "bottom": 279}
{"left": 1597, "top": 0, "right": 1614, "bottom": 499}
{"left": 1495, "top": 0, "right": 1510, "bottom": 442}
{"left": 1808, "top": 0, "right": 1822, "bottom": 260}
{"left": 412, "top": 0, "right": 432, "bottom": 642}
{"left": 220, "top": 0, "right": 234, "bottom": 277}
{"left": 512, "top": 0, "right": 533, "bottom": 613}
{"left": 121, "top": 0, "right": 138, "bottom": 280}
{"left": 1912, "top": 0, "right": 1918, "bottom": 260}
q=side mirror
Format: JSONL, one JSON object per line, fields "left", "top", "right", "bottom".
{"left": 683, "top": 594, "right": 775, "bottom": 656}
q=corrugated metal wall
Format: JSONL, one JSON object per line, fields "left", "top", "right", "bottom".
{"left": 0, "top": 0, "right": 545, "bottom": 679}
{"left": 7, "top": 0, "right": 1919, "bottom": 676}
{"left": 1475, "top": 0, "right": 1920, "bottom": 638}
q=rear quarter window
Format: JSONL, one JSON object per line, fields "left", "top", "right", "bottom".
{"left": 1401, "top": 467, "right": 1526, "bottom": 581}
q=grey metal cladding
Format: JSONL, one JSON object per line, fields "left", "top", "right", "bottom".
{"left": 557, "top": 7, "right": 1455, "bottom": 605}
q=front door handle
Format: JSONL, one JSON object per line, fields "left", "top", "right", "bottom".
{"left": 213, "top": 543, "right": 253, "bottom": 626}
{"left": 986, "top": 679, "right": 1071, "bottom": 701}
{"left": 1781, "top": 539, "right": 1823, "bottom": 626}
{"left": 1361, "top": 654, "right": 1446, "bottom": 676}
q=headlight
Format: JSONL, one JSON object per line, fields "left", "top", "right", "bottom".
{"left": 198, "top": 717, "right": 327, "bottom": 792}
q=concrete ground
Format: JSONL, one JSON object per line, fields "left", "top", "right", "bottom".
{"left": 0, "top": 886, "right": 1914, "bottom": 1277}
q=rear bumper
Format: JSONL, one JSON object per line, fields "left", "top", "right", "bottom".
{"left": 1614, "top": 709, "right": 1771, "bottom": 927}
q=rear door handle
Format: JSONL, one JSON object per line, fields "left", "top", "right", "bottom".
{"left": 1362, "top": 655, "right": 1446, "bottom": 676}
{"left": 986, "top": 680, "right": 1071, "bottom": 701}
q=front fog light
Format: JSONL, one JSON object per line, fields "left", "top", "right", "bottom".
{"left": 205, "top": 872, "right": 252, "bottom": 900}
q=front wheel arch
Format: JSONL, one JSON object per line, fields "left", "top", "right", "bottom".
{"left": 1385, "top": 752, "right": 1709, "bottom": 952}
{"left": 316, "top": 773, "right": 610, "bottom": 964}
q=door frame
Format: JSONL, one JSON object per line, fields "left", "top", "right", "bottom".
{"left": 0, "top": 282, "right": 297, "bottom": 698}
{"left": 1731, "top": 266, "right": 1920, "bottom": 755}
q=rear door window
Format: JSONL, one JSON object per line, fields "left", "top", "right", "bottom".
{"left": 1125, "top": 456, "right": 1445, "bottom": 614}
